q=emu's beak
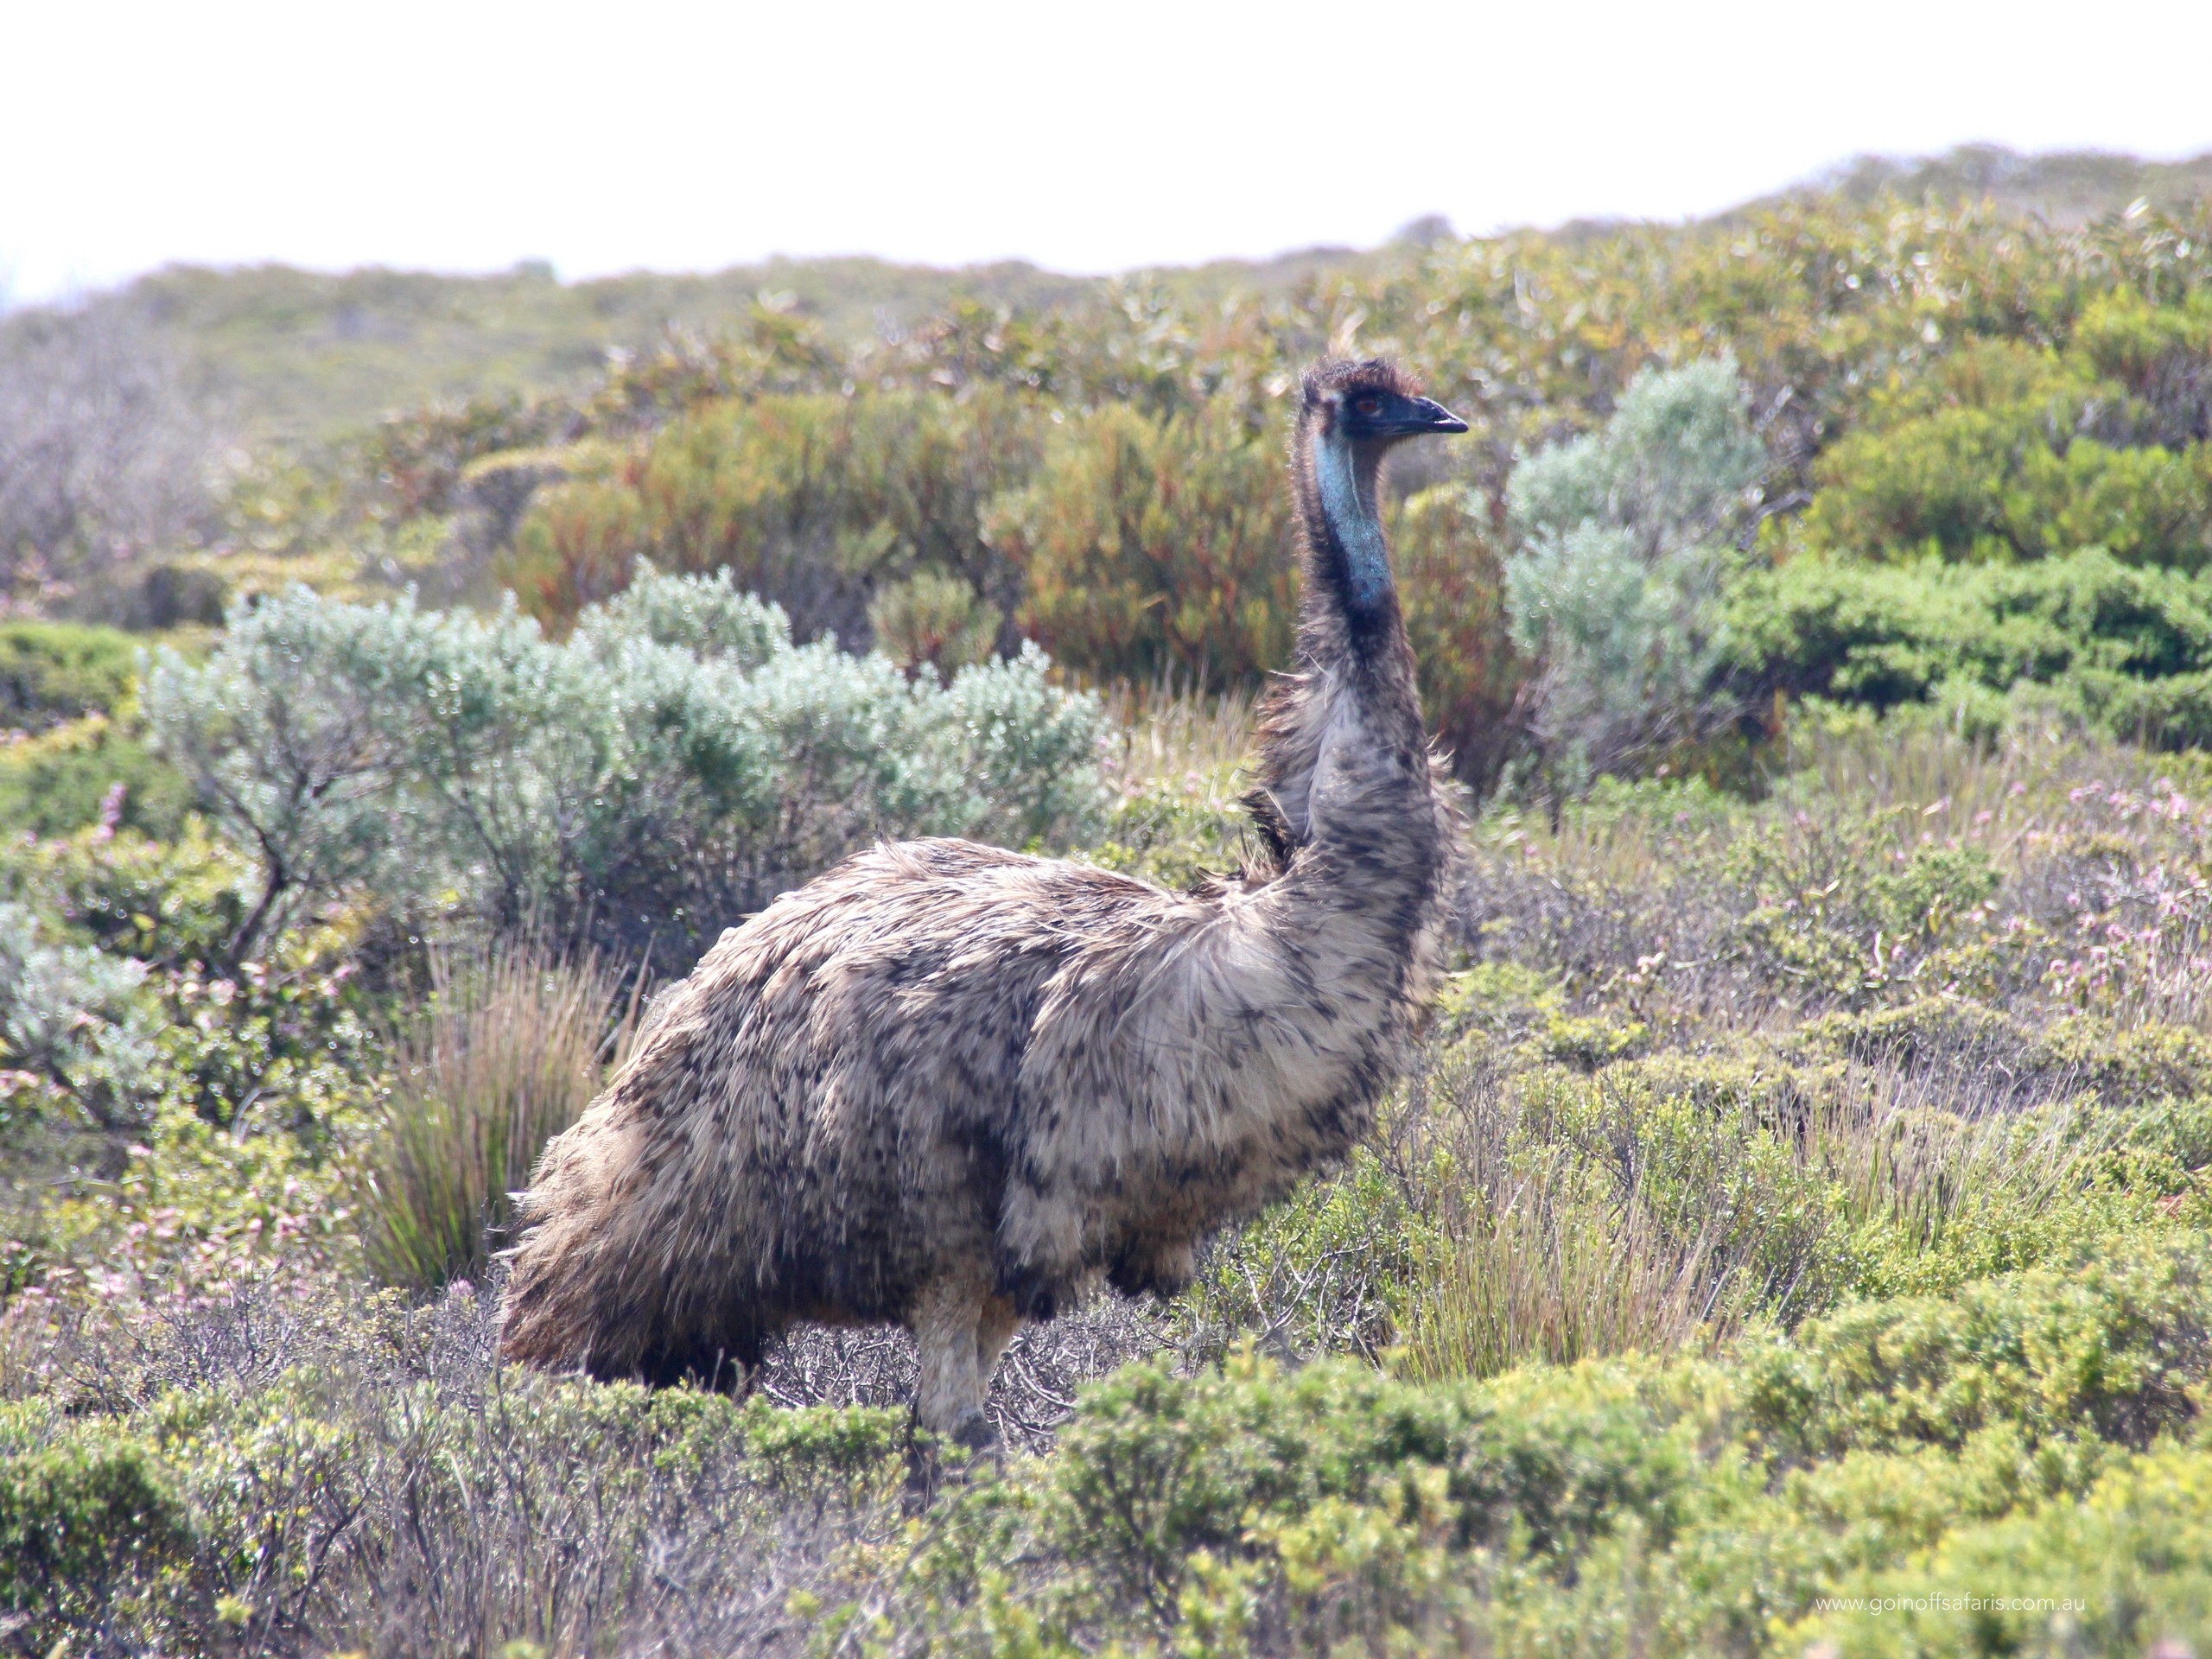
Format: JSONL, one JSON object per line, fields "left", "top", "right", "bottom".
{"left": 1397, "top": 396, "right": 1468, "bottom": 435}
{"left": 1380, "top": 393, "right": 1469, "bottom": 437}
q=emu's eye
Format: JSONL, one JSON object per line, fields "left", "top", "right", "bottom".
{"left": 1352, "top": 394, "right": 1382, "bottom": 417}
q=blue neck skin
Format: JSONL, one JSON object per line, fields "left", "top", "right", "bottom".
{"left": 1313, "top": 428, "right": 1390, "bottom": 610}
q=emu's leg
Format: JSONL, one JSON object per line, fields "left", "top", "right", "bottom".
{"left": 911, "top": 1281, "right": 994, "bottom": 1451}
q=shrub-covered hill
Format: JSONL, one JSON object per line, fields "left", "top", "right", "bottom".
{"left": 0, "top": 247, "right": 1378, "bottom": 452}
{"left": 1743, "top": 142, "right": 2212, "bottom": 226}
{"left": 15, "top": 143, "right": 2212, "bottom": 798}
{"left": 4, "top": 143, "right": 2201, "bottom": 448}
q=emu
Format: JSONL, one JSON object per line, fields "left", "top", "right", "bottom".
{"left": 498, "top": 358, "right": 1467, "bottom": 1446}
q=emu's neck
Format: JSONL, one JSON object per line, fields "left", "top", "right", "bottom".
{"left": 1248, "top": 416, "right": 1433, "bottom": 871}
{"left": 1311, "top": 429, "right": 1392, "bottom": 613}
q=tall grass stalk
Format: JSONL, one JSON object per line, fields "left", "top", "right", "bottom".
{"left": 1395, "top": 1043, "right": 2118, "bottom": 1382}
{"left": 1398, "top": 1187, "right": 1717, "bottom": 1382}
{"left": 364, "top": 943, "right": 634, "bottom": 1293}
{"left": 1102, "top": 677, "right": 1256, "bottom": 791}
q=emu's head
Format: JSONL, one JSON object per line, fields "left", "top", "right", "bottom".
{"left": 1300, "top": 358, "right": 1467, "bottom": 450}
{"left": 1295, "top": 359, "right": 1466, "bottom": 618}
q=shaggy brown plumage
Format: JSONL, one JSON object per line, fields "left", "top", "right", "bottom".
{"left": 498, "top": 358, "right": 1467, "bottom": 1444}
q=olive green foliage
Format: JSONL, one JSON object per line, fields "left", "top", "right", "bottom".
{"left": 1803, "top": 1446, "right": 2212, "bottom": 1657}
{"left": 866, "top": 566, "right": 1004, "bottom": 683}
{"left": 510, "top": 385, "right": 1039, "bottom": 650}
{"left": 6, "top": 147, "right": 2196, "bottom": 450}
{"left": 1802, "top": 299, "right": 2212, "bottom": 569}
{"left": 1389, "top": 486, "right": 1522, "bottom": 786}
{"left": 429, "top": 192, "right": 2212, "bottom": 792}
{"left": 0, "top": 714, "right": 194, "bottom": 840}
{"left": 995, "top": 397, "right": 1295, "bottom": 690}
{"left": 0, "top": 1351, "right": 907, "bottom": 1658}
{"left": 8, "top": 1236, "right": 2210, "bottom": 1657}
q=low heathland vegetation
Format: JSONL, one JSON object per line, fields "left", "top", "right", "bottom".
{"left": 10, "top": 696, "right": 2212, "bottom": 1655}
{"left": 6, "top": 149, "right": 2212, "bottom": 1656}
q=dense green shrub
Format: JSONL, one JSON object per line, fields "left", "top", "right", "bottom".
{"left": 2, "top": 821, "right": 253, "bottom": 972}
{"left": 0, "top": 1363, "right": 906, "bottom": 1659}
{"left": 143, "top": 569, "right": 1106, "bottom": 964}
{"left": 1740, "top": 1236, "right": 2212, "bottom": 1461}
{"left": 0, "top": 619, "right": 139, "bottom": 731}
{"left": 1726, "top": 546, "right": 2212, "bottom": 742}
{"left": 0, "top": 1420, "right": 195, "bottom": 1643}
{"left": 1797, "top": 1446, "right": 2212, "bottom": 1657}
{"left": 13, "top": 1228, "right": 2209, "bottom": 1659}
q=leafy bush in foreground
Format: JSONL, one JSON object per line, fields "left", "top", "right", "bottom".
{"left": 3, "top": 715, "right": 2211, "bottom": 1655}
{"left": 1801, "top": 1446, "right": 2212, "bottom": 1657}
{"left": 143, "top": 567, "right": 1107, "bottom": 965}
{"left": 868, "top": 1235, "right": 2212, "bottom": 1656}
{"left": 0, "top": 1424, "right": 194, "bottom": 1644}
{"left": 10, "top": 1234, "right": 2208, "bottom": 1658}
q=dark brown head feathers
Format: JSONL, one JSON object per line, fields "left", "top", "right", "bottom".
{"left": 1300, "top": 357, "right": 1421, "bottom": 410}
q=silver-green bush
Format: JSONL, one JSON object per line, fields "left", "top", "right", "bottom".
{"left": 144, "top": 567, "right": 1108, "bottom": 964}
{"left": 0, "top": 899, "right": 158, "bottom": 1122}
{"left": 1505, "top": 358, "right": 1767, "bottom": 788}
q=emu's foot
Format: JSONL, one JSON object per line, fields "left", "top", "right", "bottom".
{"left": 1106, "top": 1243, "right": 1197, "bottom": 1301}
{"left": 949, "top": 1406, "right": 1000, "bottom": 1454}
{"left": 905, "top": 1408, "right": 1001, "bottom": 1501}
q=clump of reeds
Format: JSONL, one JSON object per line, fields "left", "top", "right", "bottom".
{"left": 363, "top": 942, "right": 635, "bottom": 1293}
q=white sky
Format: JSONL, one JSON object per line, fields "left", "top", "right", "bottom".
{"left": 4, "top": 0, "right": 2210, "bottom": 305}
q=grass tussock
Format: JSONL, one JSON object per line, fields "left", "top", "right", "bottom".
{"left": 362, "top": 942, "right": 636, "bottom": 1294}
